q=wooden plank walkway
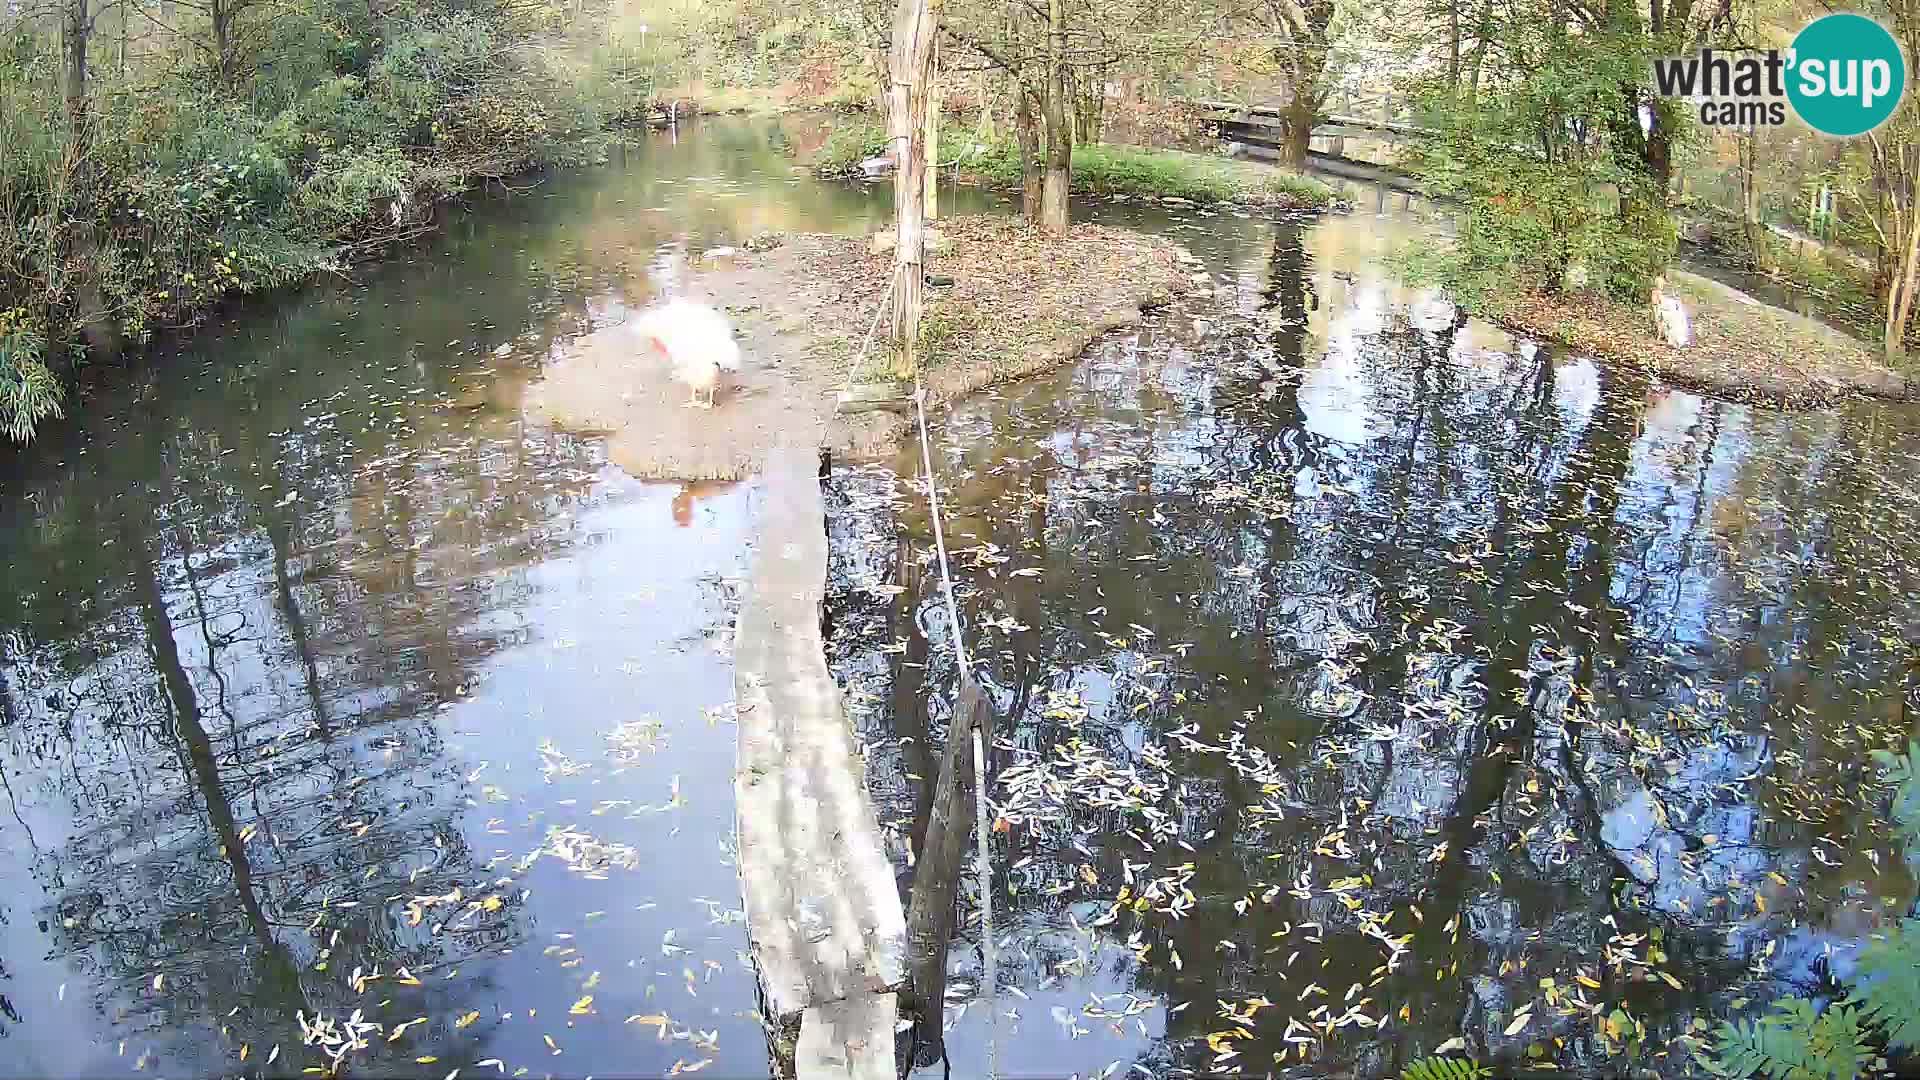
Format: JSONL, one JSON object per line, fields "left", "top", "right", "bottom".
{"left": 733, "top": 445, "right": 906, "bottom": 1078}
{"left": 1183, "top": 97, "right": 1438, "bottom": 141}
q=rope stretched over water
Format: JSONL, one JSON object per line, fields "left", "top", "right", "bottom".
{"left": 852, "top": 278, "right": 1006, "bottom": 1076}
{"left": 844, "top": 277, "right": 998, "bottom": 1079}
{"left": 841, "top": 268, "right": 901, "bottom": 396}
{"left": 909, "top": 374, "right": 996, "bottom": 1080}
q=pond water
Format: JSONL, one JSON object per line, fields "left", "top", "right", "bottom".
{"left": 0, "top": 117, "right": 1916, "bottom": 1079}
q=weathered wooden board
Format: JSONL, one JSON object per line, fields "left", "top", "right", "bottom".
{"left": 734, "top": 445, "right": 907, "bottom": 1027}
{"left": 795, "top": 995, "right": 899, "bottom": 1080}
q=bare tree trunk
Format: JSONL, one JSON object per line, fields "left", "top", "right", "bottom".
{"left": 925, "top": 37, "right": 940, "bottom": 221}
{"left": 1281, "top": 95, "right": 1314, "bottom": 167}
{"left": 1448, "top": 0, "right": 1461, "bottom": 87}
{"left": 1085, "top": 67, "right": 1105, "bottom": 144}
{"left": 975, "top": 70, "right": 995, "bottom": 141}
{"left": 1467, "top": 0, "right": 1493, "bottom": 101}
{"left": 1015, "top": 85, "right": 1042, "bottom": 223}
{"left": 1740, "top": 128, "right": 1767, "bottom": 268}
{"left": 1071, "top": 64, "right": 1103, "bottom": 145}
{"left": 887, "top": 0, "right": 939, "bottom": 376}
{"left": 62, "top": 0, "right": 88, "bottom": 121}
{"left": 1887, "top": 185, "right": 1920, "bottom": 357}
{"left": 213, "top": 0, "right": 234, "bottom": 85}
{"left": 1039, "top": 0, "right": 1070, "bottom": 233}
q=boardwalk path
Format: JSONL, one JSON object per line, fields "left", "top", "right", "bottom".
{"left": 733, "top": 446, "right": 905, "bottom": 1078}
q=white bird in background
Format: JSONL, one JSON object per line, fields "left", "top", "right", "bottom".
{"left": 1649, "top": 275, "right": 1691, "bottom": 349}
{"left": 635, "top": 298, "right": 741, "bottom": 409}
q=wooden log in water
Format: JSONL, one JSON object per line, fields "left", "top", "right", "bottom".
{"left": 901, "top": 674, "right": 995, "bottom": 1065}
{"left": 734, "top": 445, "right": 906, "bottom": 1076}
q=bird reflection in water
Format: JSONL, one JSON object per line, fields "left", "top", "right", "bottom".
{"left": 671, "top": 480, "right": 737, "bottom": 527}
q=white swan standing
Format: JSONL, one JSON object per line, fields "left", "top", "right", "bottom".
{"left": 635, "top": 298, "right": 742, "bottom": 409}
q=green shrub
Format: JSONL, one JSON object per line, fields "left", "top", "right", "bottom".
{"left": 964, "top": 141, "right": 1334, "bottom": 207}
{"left": 0, "top": 326, "right": 61, "bottom": 442}
{"left": 1400, "top": 1057, "right": 1491, "bottom": 1080}
{"left": 0, "top": 0, "right": 625, "bottom": 441}
{"left": 812, "top": 118, "right": 889, "bottom": 175}
{"left": 1703, "top": 741, "right": 1920, "bottom": 1077}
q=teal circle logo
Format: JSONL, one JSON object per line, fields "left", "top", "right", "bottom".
{"left": 1787, "top": 13, "right": 1906, "bottom": 136}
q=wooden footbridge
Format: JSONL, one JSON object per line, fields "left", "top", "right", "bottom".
{"left": 1182, "top": 90, "right": 1436, "bottom": 165}
{"left": 734, "top": 445, "right": 906, "bottom": 1079}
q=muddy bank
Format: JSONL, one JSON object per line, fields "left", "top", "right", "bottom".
{"left": 1484, "top": 270, "right": 1918, "bottom": 408}
{"left": 526, "top": 215, "right": 1192, "bottom": 480}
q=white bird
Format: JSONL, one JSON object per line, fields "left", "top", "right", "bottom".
{"left": 635, "top": 298, "right": 741, "bottom": 409}
{"left": 1649, "top": 276, "right": 1691, "bottom": 349}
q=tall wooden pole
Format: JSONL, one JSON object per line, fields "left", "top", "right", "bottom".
{"left": 887, "top": 0, "right": 938, "bottom": 377}
{"left": 926, "top": 36, "right": 941, "bottom": 220}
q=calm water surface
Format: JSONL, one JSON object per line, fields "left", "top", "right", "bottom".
{"left": 0, "top": 119, "right": 1917, "bottom": 1079}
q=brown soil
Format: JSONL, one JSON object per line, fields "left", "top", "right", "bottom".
{"left": 525, "top": 215, "right": 1193, "bottom": 480}
{"left": 1484, "top": 271, "right": 1919, "bottom": 408}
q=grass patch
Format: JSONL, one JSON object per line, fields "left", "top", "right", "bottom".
{"left": 694, "top": 85, "right": 790, "bottom": 116}
{"left": 969, "top": 142, "right": 1334, "bottom": 208}
{"left": 1474, "top": 272, "right": 1914, "bottom": 406}
{"left": 800, "top": 117, "right": 1336, "bottom": 209}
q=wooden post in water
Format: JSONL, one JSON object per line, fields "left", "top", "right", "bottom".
{"left": 902, "top": 675, "right": 995, "bottom": 1065}
{"left": 887, "top": 0, "right": 939, "bottom": 377}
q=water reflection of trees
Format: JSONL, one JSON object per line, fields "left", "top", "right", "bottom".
{"left": 0, "top": 266, "right": 611, "bottom": 1072}
{"left": 825, "top": 215, "right": 1920, "bottom": 1075}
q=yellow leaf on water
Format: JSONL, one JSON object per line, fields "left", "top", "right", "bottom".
{"left": 570, "top": 996, "right": 594, "bottom": 1015}
{"left": 416, "top": 1057, "right": 439, "bottom": 1065}
{"left": 456, "top": 1011, "right": 481, "bottom": 1029}
{"left": 1576, "top": 975, "right": 1602, "bottom": 990}
{"left": 1658, "top": 971, "right": 1683, "bottom": 990}
{"left": 1504, "top": 1012, "right": 1531, "bottom": 1037}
